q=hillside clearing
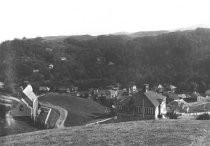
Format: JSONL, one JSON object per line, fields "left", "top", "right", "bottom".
{"left": 39, "top": 93, "right": 111, "bottom": 126}
{"left": 1, "top": 119, "right": 210, "bottom": 146}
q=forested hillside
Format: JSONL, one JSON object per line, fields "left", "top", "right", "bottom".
{"left": 1, "top": 28, "right": 210, "bottom": 93}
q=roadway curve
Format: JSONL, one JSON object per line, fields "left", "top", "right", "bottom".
{"left": 39, "top": 102, "right": 68, "bottom": 128}
{"left": 1, "top": 93, "right": 68, "bottom": 129}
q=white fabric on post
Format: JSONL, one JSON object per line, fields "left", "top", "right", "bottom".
{"left": 22, "top": 84, "right": 38, "bottom": 122}
{"left": 23, "top": 85, "right": 37, "bottom": 101}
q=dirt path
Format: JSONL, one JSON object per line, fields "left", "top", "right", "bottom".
{"left": 40, "top": 102, "right": 68, "bottom": 128}
{"left": 85, "top": 117, "right": 116, "bottom": 126}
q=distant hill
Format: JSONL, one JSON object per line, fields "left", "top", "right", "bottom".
{"left": 43, "top": 30, "right": 168, "bottom": 41}
{"left": 43, "top": 30, "right": 168, "bottom": 43}
{"left": 112, "top": 30, "right": 168, "bottom": 38}
{"left": 39, "top": 93, "right": 110, "bottom": 126}
{"left": 42, "top": 36, "right": 70, "bottom": 42}
{"left": 43, "top": 35, "right": 96, "bottom": 42}
{"left": 2, "top": 28, "right": 210, "bottom": 93}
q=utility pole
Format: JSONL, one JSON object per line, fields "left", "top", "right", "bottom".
{"left": 204, "top": 102, "right": 206, "bottom": 113}
{"left": 143, "top": 97, "right": 144, "bottom": 119}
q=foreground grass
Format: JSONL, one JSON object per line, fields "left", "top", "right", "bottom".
{"left": 1, "top": 119, "right": 209, "bottom": 146}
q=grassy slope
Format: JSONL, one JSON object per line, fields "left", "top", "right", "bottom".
{"left": 39, "top": 93, "right": 109, "bottom": 126}
{"left": 0, "top": 119, "right": 209, "bottom": 146}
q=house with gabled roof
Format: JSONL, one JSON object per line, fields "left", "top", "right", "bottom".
{"left": 116, "top": 90, "right": 129, "bottom": 101}
{"left": 116, "top": 87, "right": 167, "bottom": 121}
{"left": 162, "top": 92, "right": 180, "bottom": 104}
{"left": 96, "top": 89, "right": 117, "bottom": 99}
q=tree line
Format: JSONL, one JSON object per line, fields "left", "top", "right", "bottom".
{"left": 1, "top": 28, "right": 210, "bottom": 94}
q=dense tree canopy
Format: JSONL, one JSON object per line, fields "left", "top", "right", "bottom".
{"left": 1, "top": 28, "right": 210, "bottom": 93}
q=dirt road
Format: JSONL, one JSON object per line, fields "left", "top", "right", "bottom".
{"left": 40, "top": 102, "right": 68, "bottom": 128}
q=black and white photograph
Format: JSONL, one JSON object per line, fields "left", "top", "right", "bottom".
{"left": 1, "top": 0, "right": 210, "bottom": 145}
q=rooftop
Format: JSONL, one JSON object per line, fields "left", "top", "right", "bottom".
{"left": 118, "top": 91, "right": 166, "bottom": 107}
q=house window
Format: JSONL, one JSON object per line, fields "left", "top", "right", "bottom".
{"left": 149, "top": 108, "right": 151, "bottom": 114}
{"left": 147, "top": 108, "right": 150, "bottom": 114}
{"left": 118, "top": 105, "right": 122, "bottom": 110}
{"left": 126, "top": 106, "right": 129, "bottom": 112}
{"left": 147, "top": 108, "right": 149, "bottom": 114}
{"left": 135, "top": 107, "right": 138, "bottom": 113}
{"left": 135, "top": 106, "right": 142, "bottom": 113}
{"left": 138, "top": 106, "right": 142, "bottom": 113}
{"left": 145, "top": 108, "right": 147, "bottom": 114}
{"left": 122, "top": 106, "right": 127, "bottom": 112}
{"left": 144, "top": 107, "right": 154, "bottom": 115}
{"left": 147, "top": 107, "right": 154, "bottom": 115}
{"left": 150, "top": 108, "right": 152, "bottom": 114}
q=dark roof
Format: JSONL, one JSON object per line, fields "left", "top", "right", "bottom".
{"left": 117, "top": 90, "right": 130, "bottom": 102}
{"left": 78, "top": 91, "right": 89, "bottom": 94}
{"left": 97, "top": 90, "right": 111, "bottom": 95}
{"left": 181, "top": 92, "right": 200, "bottom": 99}
{"left": 163, "top": 92, "right": 180, "bottom": 100}
{"left": 118, "top": 91, "right": 166, "bottom": 107}
{"left": 145, "top": 91, "right": 166, "bottom": 107}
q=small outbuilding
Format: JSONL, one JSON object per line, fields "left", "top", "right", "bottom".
{"left": 0, "top": 82, "right": 4, "bottom": 89}
{"left": 205, "top": 90, "right": 210, "bottom": 97}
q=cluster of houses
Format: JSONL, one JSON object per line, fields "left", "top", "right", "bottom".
{"left": 82, "top": 83, "right": 210, "bottom": 121}
{"left": 3, "top": 78, "right": 210, "bottom": 123}
{"left": 35, "top": 81, "right": 210, "bottom": 122}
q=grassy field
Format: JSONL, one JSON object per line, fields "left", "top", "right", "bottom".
{"left": 0, "top": 119, "right": 210, "bottom": 146}
{"left": 39, "top": 93, "right": 111, "bottom": 126}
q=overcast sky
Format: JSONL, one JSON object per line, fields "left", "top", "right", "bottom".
{"left": 0, "top": 0, "right": 210, "bottom": 42}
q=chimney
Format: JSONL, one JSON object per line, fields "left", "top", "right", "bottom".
{"left": 143, "top": 84, "right": 149, "bottom": 93}
{"left": 157, "top": 84, "right": 164, "bottom": 93}
{"left": 170, "top": 85, "right": 176, "bottom": 93}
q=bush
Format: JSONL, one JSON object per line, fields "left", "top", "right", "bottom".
{"left": 158, "top": 114, "right": 163, "bottom": 119}
{"left": 166, "top": 112, "right": 178, "bottom": 119}
{"left": 0, "top": 105, "right": 10, "bottom": 118}
{"left": 196, "top": 113, "right": 210, "bottom": 120}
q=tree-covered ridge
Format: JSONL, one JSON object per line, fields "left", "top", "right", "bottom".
{"left": 1, "top": 28, "right": 210, "bottom": 93}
